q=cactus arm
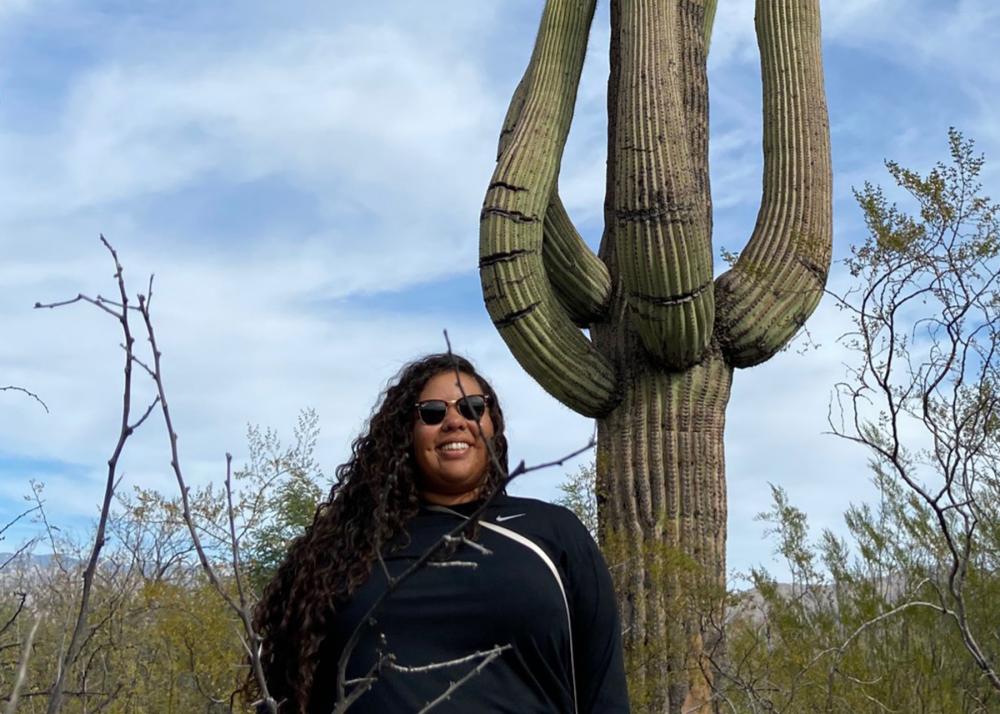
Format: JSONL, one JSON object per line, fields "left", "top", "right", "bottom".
{"left": 611, "top": 0, "right": 715, "bottom": 369}
{"left": 543, "top": 193, "right": 612, "bottom": 326}
{"left": 481, "top": 0, "right": 620, "bottom": 418}
{"left": 498, "top": 38, "right": 612, "bottom": 328}
{"left": 714, "top": 0, "right": 832, "bottom": 369}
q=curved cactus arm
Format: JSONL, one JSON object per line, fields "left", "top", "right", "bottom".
{"left": 481, "top": 0, "right": 620, "bottom": 418}
{"left": 543, "top": 193, "right": 612, "bottom": 326}
{"left": 714, "top": 0, "right": 832, "bottom": 369}
{"left": 611, "top": 0, "right": 715, "bottom": 369}
{"left": 498, "top": 36, "right": 612, "bottom": 328}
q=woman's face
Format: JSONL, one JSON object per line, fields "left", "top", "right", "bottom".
{"left": 412, "top": 371, "right": 495, "bottom": 505}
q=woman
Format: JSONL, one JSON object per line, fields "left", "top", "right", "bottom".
{"left": 250, "top": 353, "right": 629, "bottom": 713}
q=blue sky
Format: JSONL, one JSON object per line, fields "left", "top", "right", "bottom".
{"left": 2, "top": 0, "right": 999, "bottom": 582}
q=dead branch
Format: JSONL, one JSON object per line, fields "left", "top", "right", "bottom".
{"left": 0, "top": 386, "right": 48, "bottom": 413}
{"left": 412, "top": 644, "right": 512, "bottom": 714}
{"left": 36, "top": 236, "right": 142, "bottom": 714}
{"left": 132, "top": 272, "right": 279, "bottom": 713}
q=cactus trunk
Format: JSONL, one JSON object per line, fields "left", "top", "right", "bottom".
{"left": 594, "top": 341, "right": 732, "bottom": 710}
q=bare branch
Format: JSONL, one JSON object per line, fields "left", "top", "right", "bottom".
{"left": 0, "top": 386, "right": 49, "bottom": 413}
{"left": 387, "top": 644, "right": 512, "bottom": 675}
{"left": 0, "top": 592, "right": 28, "bottom": 640}
{"left": 415, "top": 645, "right": 512, "bottom": 714}
{"left": 442, "top": 535, "right": 492, "bottom": 557}
{"left": 426, "top": 560, "right": 478, "bottom": 569}
{"left": 44, "top": 237, "right": 138, "bottom": 714}
{"left": 0, "top": 504, "right": 41, "bottom": 541}
{"left": 133, "top": 278, "right": 279, "bottom": 713}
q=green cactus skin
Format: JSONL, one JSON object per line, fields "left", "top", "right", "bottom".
{"left": 480, "top": 0, "right": 831, "bottom": 710}
{"left": 543, "top": 193, "right": 612, "bottom": 327}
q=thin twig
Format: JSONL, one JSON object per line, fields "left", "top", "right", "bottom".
{"left": 128, "top": 396, "right": 160, "bottom": 433}
{"left": 443, "top": 535, "right": 492, "bottom": 556}
{"left": 387, "top": 644, "right": 512, "bottom": 674}
{"left": 0, "top": 386, "right": 49, "bottom": 413}
{"left": 35, "top": 294, "right": 121, "bottom": 321}
{"left": 225, "top": 453, "right": 252, "bottom": 627}
{"left": 415, "top": 645, "right": 511, "bottom": 714}
{"left": 426, "top": 560, "right": 478, "bottom": 569}
{"left": 0, "top": 592, "right": 28, "bottom": 640}
{"left": 135, "top": 284, "right": 278, "bottom": 713}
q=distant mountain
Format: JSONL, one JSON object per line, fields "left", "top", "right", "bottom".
{"left": 0, "top": 552, "right": 77, "bottom": 569}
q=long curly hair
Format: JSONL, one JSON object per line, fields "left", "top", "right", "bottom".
{"left": 248, "top": 353, "right": 508, "bottom": 712}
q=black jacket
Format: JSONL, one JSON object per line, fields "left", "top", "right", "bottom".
{"left": 283, "top": 494, "right": 629, "bottom": 713}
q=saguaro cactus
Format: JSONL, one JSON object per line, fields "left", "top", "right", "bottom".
{"left": 480, "top": 0, "right": 831, "bottom": 711}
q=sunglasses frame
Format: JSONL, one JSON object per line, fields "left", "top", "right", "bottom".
{"left": 414, "top": 394, "right": 490, "bottom": 425}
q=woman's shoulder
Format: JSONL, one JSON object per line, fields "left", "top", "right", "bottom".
{"left": 490, "top": 493, "right": 576, "bottom": 516}
{"left": 485, "top": 494, "right": 593, "bottom": 541}
{"left": 485, "top": 495, "right": 605, "bottom": 587}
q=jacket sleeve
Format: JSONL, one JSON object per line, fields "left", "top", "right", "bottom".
{"left": 561, "top": 511, "right": 631, "bottom": 713}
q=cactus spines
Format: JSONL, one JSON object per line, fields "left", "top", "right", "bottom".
{"left": 481, "top": 0, "right": 831, "bottom": 710}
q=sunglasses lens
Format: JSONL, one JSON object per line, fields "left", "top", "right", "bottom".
{"left": 417, "top": 401, "right": 447, "bottom": 425}
{"left": 458, "top": 396, "right": 487, "bottom": 420}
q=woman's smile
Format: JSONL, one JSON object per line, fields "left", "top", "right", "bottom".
{"left": 438, "top": 441, "right": 472, "bottom": 454}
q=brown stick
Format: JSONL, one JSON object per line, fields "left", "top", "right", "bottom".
{"left": 135, "top": 283, "right": 279, "bottom": 713}
{"left": 39, "top": 237, "right": 143, "bottom": 714}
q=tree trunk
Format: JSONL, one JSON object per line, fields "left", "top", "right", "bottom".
{"left": 480, "top": 0, "right": 831, "bottom": 710}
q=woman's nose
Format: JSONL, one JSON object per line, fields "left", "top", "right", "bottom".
{"left": 441, "top": 402, "right": 468, "bottom": 428}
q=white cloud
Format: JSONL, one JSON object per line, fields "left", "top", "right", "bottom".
{"left": 0, "top": 16, "right": 507, "bottom": 298}
{"left": 708, "top": 0, "right": 757, "bottom": 68}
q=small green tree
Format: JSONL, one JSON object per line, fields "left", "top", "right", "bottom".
{"left": 0, "top": 411, "right": 327, "bottom": 713}
{"left": 237, "top": 409, "right": 325, "bottom": 592}
{"left": 555, "top": 462, "right": 599, "bottom": 537}
{"left": 718, "top": 477, "right": 1000, "bottom": 712}
{"left": 829, "top": 129, "right": 1000, "bottom": 694}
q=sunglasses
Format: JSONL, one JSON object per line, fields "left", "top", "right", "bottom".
{"left": 414, "top": 394, "right": 490, "bottom": 425}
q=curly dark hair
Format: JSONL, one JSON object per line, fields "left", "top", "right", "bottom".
{"left": 247, "top": 353, "right": 508, "bottom": 712}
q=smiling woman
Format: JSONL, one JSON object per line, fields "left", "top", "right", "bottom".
{"left": 249, "top": 353, "right": 629, "bottom": 713}
{"left": 412, "top": 371, "right": 495, "bottom": 505}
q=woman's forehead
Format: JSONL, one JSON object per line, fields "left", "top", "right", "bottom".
{"left": 417, "top": 371, "right": 483, "bottom": 399}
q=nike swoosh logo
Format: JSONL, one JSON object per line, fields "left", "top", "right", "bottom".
{"left": 496, "top": 513, "right": 526, "bottom": 522}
